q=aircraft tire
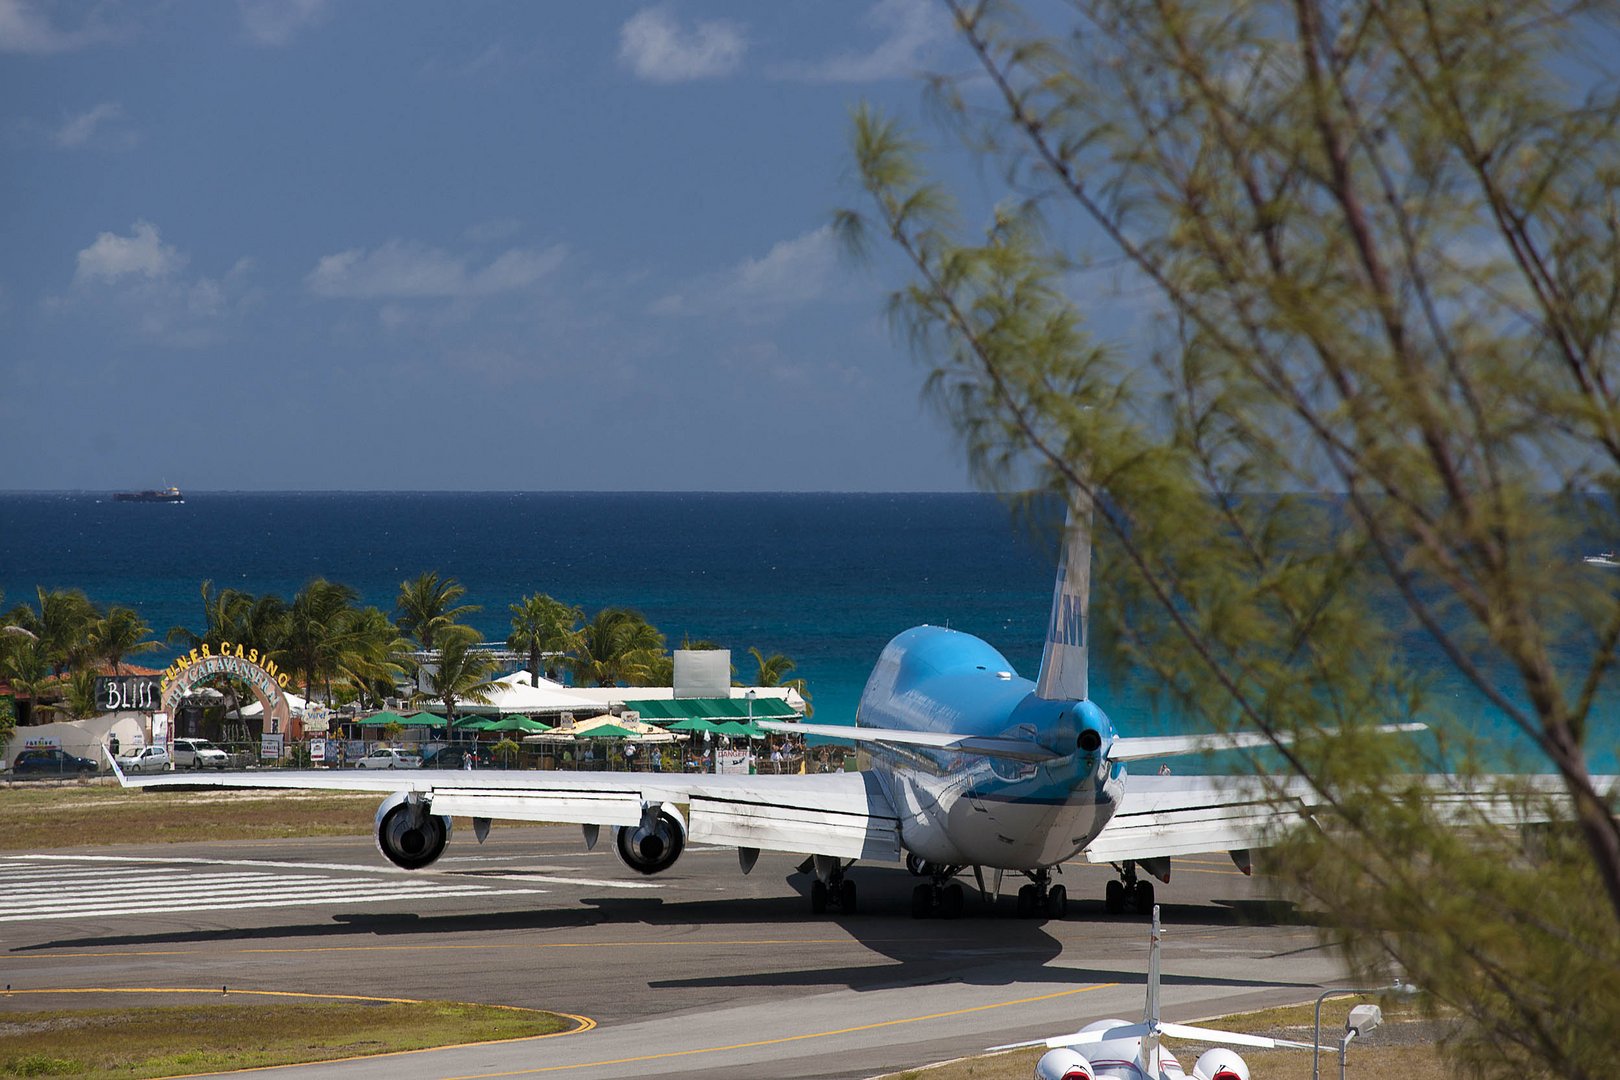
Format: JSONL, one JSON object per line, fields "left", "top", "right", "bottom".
{"left": 942, "top": 882, "right": 965, "bottom": 919}
{"left": 811, "top": 880, "right": 829, "bottom": 914}
{"left": 911, "top": 883, "right": 932, "bottom": 918}
{"left": 1105, "top": 879, "right": 1125, "bottom": 915}
{"left": 1133, "top": 880, "right": 1155, "bottom": 914}
{"left": 1017, "top": 884, "right": 1037, "bottom": 918}
{"left": 1047, "top": 884, "right": 1068, "bottom": 919}
{"left": 840, "top": 879, "right": 858, "bottom": 913}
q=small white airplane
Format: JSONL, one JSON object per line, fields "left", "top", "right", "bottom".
{"left": 1005, "top": 906, "right": 1322, "bottom": 1080}
{"left": 112, "top": 492, "right": 1421, "bottom": 917}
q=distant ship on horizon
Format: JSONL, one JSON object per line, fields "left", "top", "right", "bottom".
{"left": 114, "top": 485, "right": 184, "bottom": 504}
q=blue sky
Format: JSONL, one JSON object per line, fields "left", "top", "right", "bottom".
{"left": 0, "top": 1, "right": 992, "bottom": 491}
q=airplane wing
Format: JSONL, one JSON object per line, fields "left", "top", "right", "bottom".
{"left": 757, "top": 720, "right": 1065, "bottom": 764}
{"left": 1082, "top": 774, "right": 1319, "bottom": 864}
{"left": 109, "top": 761, "right": 903, "bottom": 863}
{"left": 1105, "top": 723, "right": 1427, "bottom": 762}
{"left": 1084, "top": 771, "right": 1620, "bottom": 866}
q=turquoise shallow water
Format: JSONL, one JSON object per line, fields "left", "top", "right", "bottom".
{"left": 1, "top": 491, "right": 1613, "bottom": 769}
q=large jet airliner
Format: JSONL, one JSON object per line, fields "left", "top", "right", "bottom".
{"left": 113, "top": 495, "right": 1410, "bottom": 918}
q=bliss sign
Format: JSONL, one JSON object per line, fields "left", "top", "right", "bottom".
{"left": 96, "top": 676, "right": 161, "bottom": 712}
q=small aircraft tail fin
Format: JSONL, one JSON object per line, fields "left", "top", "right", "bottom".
{"left": 1034, "top": 488, "right": 1092, "bottom": 702}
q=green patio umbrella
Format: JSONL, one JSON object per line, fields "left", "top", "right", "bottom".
{"left": 486, "top": 715, "right": 552, "bottom": 733}
{"left": 667, "top": 717, "right": 720, "bottom": 734}
{"left": 404, "top": 711, "right": 448, "bottom": 729}
{"left": 712, "top": 721, "right": 760, "bottom": 738}
{"left": 360, "top": 710, "right": 413, "bottom": 727}
{"left": 451, "top": 716, "right": 499, "bottom": 731}
{"left": 580, "top": 723, "right": 638, "bottom": 739}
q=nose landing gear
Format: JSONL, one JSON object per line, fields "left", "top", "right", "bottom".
{"left": 1013, "top": 868, "right": 1068, "bottom": 919}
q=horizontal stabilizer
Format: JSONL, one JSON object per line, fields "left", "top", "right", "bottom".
{"left": 758, "top": 721, "right": 1064, "bottom": 763}
{"left": 1107, "top": 722, "right": 1427, "bottom": 762}
{"left": 1157, "top": 1022, "right": 1324, "bottom": 1051}
{"left": 987, "top": 1022, "right": 1149, "bottom": 1053}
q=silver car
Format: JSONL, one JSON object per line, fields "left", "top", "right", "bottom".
{"left": 172, "top": 738, "right": 230, "bottom": 770}
{"left": 115, "top": 746, "right": 172, "bottom": 774}
{"left": 355, "top": 748, "right": 422, "bottom": 769}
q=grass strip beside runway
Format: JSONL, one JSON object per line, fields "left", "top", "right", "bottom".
{"left": 0, "top": 784, "right": 380, "bottom": 850}
{"left": 0, "top": 996, "right": 581, "bottom": 1078}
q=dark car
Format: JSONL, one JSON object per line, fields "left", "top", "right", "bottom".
{"left": 422, "top": 745, "right": 492, "bottom": 770}
{"left": 11, "top": 747, "right": 100, "bottom": 777}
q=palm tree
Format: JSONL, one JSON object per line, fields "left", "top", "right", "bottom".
{"left": 88, "top": 606, "right": 160, "bottom": 675}
{"left": 566, "top": 608, "right": 666, "bottom": 687}
{"left": 506, "top": 593, "right": 582, "bottom": 683}
{"left": 60, "top": 668, "right": 101, "bottom": 719}
{"left": 9, "top": 587, "right": 99, "bottom": 677}
{"left": 414, "top": 626, "right": 498, "bottom": 720}
{"left": 394, "top": 572, "right": 479, "bottom": 653}
{"left": 284, "top": 579, "right": 361, "bottom": 702}
{"left": 334, "top": 606, "right": 411, "bottom": 708}
{"left": 749, "top": 646, "right": 813, "bottom": 717}
{"left": 0, "top": 634, "right": 51, "bottom": 718}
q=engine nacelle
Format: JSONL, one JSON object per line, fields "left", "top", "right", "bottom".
{"left": 612, "top": 804, "right": 687, "bottom": 875}
{"left": 374, "top": 791, "right": 452, "bottom": 870}
{"left": 1034, "top": 1048, "right": 1094, "bottom": 1080}
{"left": 1192, "top": 1048, "right": 1250, "bottom": 1080}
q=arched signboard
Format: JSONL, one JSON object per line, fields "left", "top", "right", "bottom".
{"left": 160, "top": 642, "right": 296, "bottom": 737}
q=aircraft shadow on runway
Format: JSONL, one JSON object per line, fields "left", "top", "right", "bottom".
{"left": 16, "top": 866, "right": 1319, "bottom": 1002}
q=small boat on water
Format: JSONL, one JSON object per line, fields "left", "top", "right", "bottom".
{"left": 1583, "top": 551, "right": 1620, "bottom": 568}
{"left": 114, "top": 486, "right": 184, "bottom": 504}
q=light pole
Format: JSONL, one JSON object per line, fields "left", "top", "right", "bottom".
{"left": 1311, "top": 982, "right": 1418, "bottom": 1080}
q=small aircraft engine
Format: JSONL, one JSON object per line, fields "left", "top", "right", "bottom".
{"left": 1034, "top": 1048, "right": 1094, "bottom": 1080}
{"left": 374, "top": 791, "right": 453, "bottom": 870}
{"left": 1192, "top": 1048, "right": 1250, "bottom": 1080}
{"left": 612, "top": 804, "right": 687, "bottom": 875}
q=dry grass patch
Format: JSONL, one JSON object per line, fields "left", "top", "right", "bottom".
{"left": 0, "top": 783, "right": 380, "bottom": 850}
{"left": 0, "top": 999, "right": 573, "bottom": 1078}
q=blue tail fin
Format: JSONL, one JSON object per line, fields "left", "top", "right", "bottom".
{"left": 1034, "top": 489, "right": 1091, "bottom": 701}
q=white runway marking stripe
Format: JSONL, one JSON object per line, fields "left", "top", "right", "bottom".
{"left": 0, "top": 854, "right": 551, "bottom": 922}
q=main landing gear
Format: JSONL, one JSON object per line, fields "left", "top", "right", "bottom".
{"left": 809, "top": 856, "right": 857, "bottom": 915}
{"left": 1104, "top": 860, "right": 1155, "bottom": 915}
{"left": 1014, "top": 868, "right": 1067, "bottom": 919}
{"left": 909, "top": 862, "right": 967, "bottom": 919}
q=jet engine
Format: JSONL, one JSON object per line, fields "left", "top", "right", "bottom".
{"left": 374, "top": 791, "right": 453, "bottom": 870}
{"left": 612, "top": 804, "right": 687, "bottom": 875}
{"left": 1033, "top": 1048, "right": 1093, "bottom": 1080}
{"left": 1192, "top": 1048, "right": 1250, "bottom": 1080}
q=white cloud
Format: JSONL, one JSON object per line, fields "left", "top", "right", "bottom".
{"left": 0, "top": 0, "right": 112, "bottom": 53}
{"left": 60, "top": 225, "right": 257, "bottom": 347}
{"left": 238, "top": 0, "right": 331, "bottom": 46}
{"left": 52, "top": 102, "right": 132, "bottom": 149}
{"left": 306, "top": 239, "right": 566, "bottom": 299}
{"left": 618, "top": 6, "right": 745, "bottom": 83}
{"left": 778, "top": 0, "right": 946, "bottom": 83}
{"left": 653, "top": 226, "right": 839, "bottom": 321}
{"left": 74, "top": 221, "right": 185, "bottom": 285}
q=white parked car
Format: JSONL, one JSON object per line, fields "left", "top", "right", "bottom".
{"left": 172, "top": 738, "right": 229, "bottom": 770}
{"left": 116, "top": 746, "right": 172, "bottom": 774}
{"left": 356, "top": 748, "right": 422, "bottom": 769}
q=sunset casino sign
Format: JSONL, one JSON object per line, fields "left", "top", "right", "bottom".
{"left": 159, "top": 643, "right": 293, "bottom": 732}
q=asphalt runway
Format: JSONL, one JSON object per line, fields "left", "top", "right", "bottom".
{"left": 2, "top": 825, "right": 1348, "bottom": 1079}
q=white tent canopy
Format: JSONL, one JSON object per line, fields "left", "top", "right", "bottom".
{"left": 444, "top": 672, "right": 611, "bottom": 716}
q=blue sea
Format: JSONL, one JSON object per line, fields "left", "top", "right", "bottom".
{"left": 1, "top": 491, "right": 1613, "bottom": 769}
{"left": 0, "top": 492, "right": 1066, "bottom": 730}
